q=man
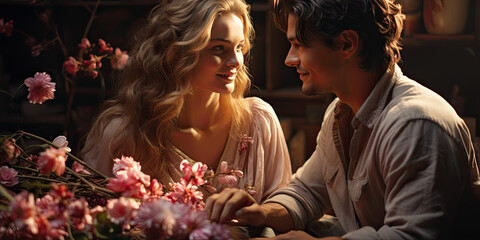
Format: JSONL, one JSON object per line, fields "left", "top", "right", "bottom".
{"left": 206, "top": 0, "right": 480, "bottom": 239}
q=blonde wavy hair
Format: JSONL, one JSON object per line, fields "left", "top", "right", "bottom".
{"left": 81, "top": 0, "right": 254, "bottom": 180}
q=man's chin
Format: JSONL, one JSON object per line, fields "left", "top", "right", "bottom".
{"left": 301, "top": 86, "right": 317, "bottom": 96}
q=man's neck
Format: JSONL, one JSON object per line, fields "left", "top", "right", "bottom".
{"left": 336, "top": 67, "right": 384, "bottom": 114}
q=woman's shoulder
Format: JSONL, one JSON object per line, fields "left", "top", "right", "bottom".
{"left": 245, "top": 96, "right": 275, "bottom": 115}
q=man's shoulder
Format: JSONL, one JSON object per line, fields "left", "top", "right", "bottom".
{"left": 381, "top": 77, "right": 462, "bottom": 132}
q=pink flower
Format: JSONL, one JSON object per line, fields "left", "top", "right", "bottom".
{"left": 63, "top": 56, "right": 79, "bottom": 76}
{"left": 239, "top": 134, "right": 254, "bottom": 153}
{"left": 190, "top": 218, "right": 232, "bottom": 240}
{"left": 78, "top": 38, "right": 91, "bottom": 50}
{"left": 37, "top": 147, "right": 67, "bottom": 176}
{"left": 0, "top": 18, "right": 13, "bottom": 37}
{"left": 106, "top": 197, "right": 139, "bottom": 228}
{"left": 112, "top": 156, "right": 142, "bottom": 175}
{"left": 72, "top": 161, "right": 91, "bottom": 175}
{"left": 134, "top": 199, "right": 176, "bottom": 238}
{"left": 98, "top": 38, "right": 113, "bottom": 52}
{"left": 66, "top": 198, "right": 92, "bottom": 231}
{"left": 9, "top": 191, "right": 38, "bottom": 234}
{"left": 217, "top": 175, "right": 238, "bottom": 185}
{"left": 24, "top": 72, "right": 55, "bottom": 104}
{"left": 0, "top": 166, "right": 19, "bottom": 186}
{"left": 110, "top": 48, "right": 129, "bottom": 70}
{"left": 0, "top": 138, "right": 20, "bottom": 164}
{"left": 149, "top": 179, "right": 164, "bottom": 198}
{"left": 52, "top": 135, "right": 71, "bottom": 153}
{"left": 83, "top": 54, "right": 99, "bottom": 78}
{"left": 31, "top": 44, "right": 42, "bottom": 57}
{"left": 165, "top": 179, "right": 203, "bottom": 207}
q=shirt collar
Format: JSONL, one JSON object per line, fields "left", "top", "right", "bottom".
{"left": 353, "top": 64, "right": 403, "bottom": 129}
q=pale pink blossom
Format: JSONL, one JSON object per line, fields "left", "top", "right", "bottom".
{"left": 49, "top": 184, "right": 74, "bottom": 200}
{"left": 0, "top": 138, "right": 20, "bottom": 163}
{"left": 0, "top": 18, "right": 13, "bottom": 37}
{"left": 78, "top": 38, "right": 91, "bottom": 50}
{"left": 134, "top": 199, "right": 175, "bottom": 238}
{"left": 149, "top": 179, "right": 164, "bottom": 198}
{"left": 110, "top": 48, "right": 129, "bottom": 70}
{"left": 35, "top": 214, "right": 68, "bottom": 239}
{"left": 98, "top": 38, "right": 113, "bottom": 52}
{"left": 72, "top": 161, "right": 91, "bottom": 174}
{"left": 112, "top": 156, "right": 142, "bottom": 175}
{"left": 106, "top": 197, "right": 139, "bottom": 228}
{"left": 107, "top": 169, "right": 149, "bottom": 198}
{"left": 31, "top": 44, "right": 42, "bottom": 57}
{"left": 9, "top": 191, "right": 38, "bottom": 234}
{"left": 0, "top": 166, "right": 19, "bottom": 186}
{"left": 66, "top": 198, "right": 92, "bottom": 230}
{"left": 37, "top": 147, "right": 67, "bottom": 176}
{"left": 24, "top": 72, "right": 55, "bottom": 104}
{"left": 239, "top": 134, "right": 254, "bottom": 153}
{"left": 217, "top": 175, "right": 238, "bottom": 185}
{"left": 165, "top": 179, "right": 203, "bottom": 207}
{"left": 190, "top": 218, "right": 232, "bottom": 240}
{"left": 63, "top": 56, "right": 79, "bottom": 76}
{"left": 83, "top": 54, "right": 99, "bottom": 78}
{"left": 52, "top": 135, "right": 71, "bottom": 153}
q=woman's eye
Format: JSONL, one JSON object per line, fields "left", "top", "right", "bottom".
{"left": 236, "top": 44, "right": 245, "bottom": 52}
{"left": 212, "top": 45, "right": 224, "bottom": 51}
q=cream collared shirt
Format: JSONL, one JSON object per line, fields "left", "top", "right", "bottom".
{"left": 266, "top": 65, "right": 480, "bottom": 239}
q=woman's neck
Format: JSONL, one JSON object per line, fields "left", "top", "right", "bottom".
{"left": 177, "top": 89, "right": 231, "bottom": 131}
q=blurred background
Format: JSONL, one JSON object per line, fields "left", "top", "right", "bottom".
{"left": 1, "top": 0, "right": 479, "bottom": 172}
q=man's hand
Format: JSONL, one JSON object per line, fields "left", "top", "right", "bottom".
{"left": 251, "top": 231, "right": 341, "bottom": 240}
{"left": 205, "top": 188, "right": 265, "bottom": 225}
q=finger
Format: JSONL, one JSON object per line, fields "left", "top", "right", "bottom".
{"left": 209, "top": 189, "right": 235, "bottom": 222}
{"left": 234, "top": 204, "right": 261, "bottom": 225}
{"left": 218, "top": 190, "right": 255, "bottom": 223}
{"left": 205, "top": 193, "right": 219, "bottom": 216}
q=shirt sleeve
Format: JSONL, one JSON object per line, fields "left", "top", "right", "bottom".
{"left": 264, "top": 100, "right": 337, "bottom": 229}
{"left": 344, "top": 119, "right": 473, "bottom": 240}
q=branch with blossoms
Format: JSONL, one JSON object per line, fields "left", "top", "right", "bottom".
{"left": 1, "top": 0, "right": 129, "bottom": 137}
{"left": 0, "top": 139, "right": 237, "bottom": 240}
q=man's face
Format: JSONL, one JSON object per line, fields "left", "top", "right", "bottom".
{"left": 285, "top": 13, "right": 344, "bottom": 96}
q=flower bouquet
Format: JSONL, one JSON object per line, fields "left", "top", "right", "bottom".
{"left": 0, "top": 129, "right": 242, "bottom": 239}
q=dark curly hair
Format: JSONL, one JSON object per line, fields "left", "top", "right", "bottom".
{"left": 274, "top": 0, "right": 405, "bottom": 72}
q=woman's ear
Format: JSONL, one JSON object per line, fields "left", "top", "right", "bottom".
{"left": 339, "top": 30, "right": 359, "bottom": 60}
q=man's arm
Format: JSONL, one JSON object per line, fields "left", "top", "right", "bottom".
{"left": 205, "top": 188, "right": 295, "bottom": 233}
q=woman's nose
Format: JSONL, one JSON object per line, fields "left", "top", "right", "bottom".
{"left": 226, "top": 50, "right": 242, "bottom": 68}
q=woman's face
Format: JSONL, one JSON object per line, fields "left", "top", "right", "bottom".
{"left": 190, "top": 12, "right": 245, "bottom": 94}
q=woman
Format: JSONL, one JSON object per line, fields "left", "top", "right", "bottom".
{"left": 81, "top": 0, "right": 291, "bottom": 203}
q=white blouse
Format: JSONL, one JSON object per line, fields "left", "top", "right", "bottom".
{"left": 168, "top": 97, "right": 293, "bottom": 203}
{"left": 84, "top": 97, "right": 292, "bottom": 203}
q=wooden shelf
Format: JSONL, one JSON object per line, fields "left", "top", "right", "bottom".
{"left": 403, "top": 34, "right": 476, "bottom": 47}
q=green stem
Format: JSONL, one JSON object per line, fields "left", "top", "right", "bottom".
{"left": 0, "top": 185, "right": 13, "bottom": 202}
{"left": 18, "top": 130, "right": 109, "bottom": 179}
{"left": 12, "top": 165, "right": 39, "bottom": 173}
{"left": 17, "top": 174, "right": 65, "bottom": 183}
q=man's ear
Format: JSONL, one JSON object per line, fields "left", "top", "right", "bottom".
{"left": 338, "top": 30, "right": 359, "bottom": 60}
